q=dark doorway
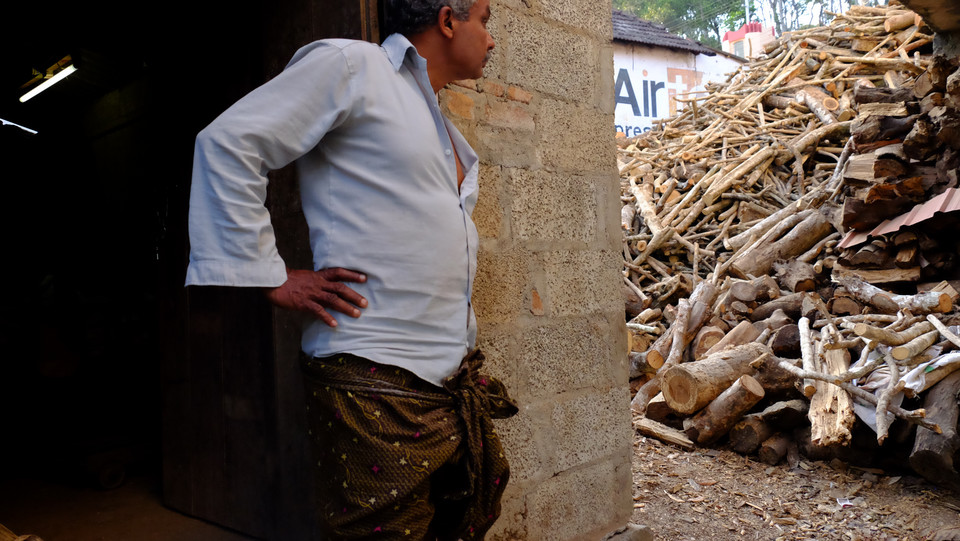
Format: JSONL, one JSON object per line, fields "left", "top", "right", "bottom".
{"left": 1, "top": 1, "right": 379, "bottom": 539}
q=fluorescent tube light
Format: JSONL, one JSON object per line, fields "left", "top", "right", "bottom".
{"left": 19, "top": 65, "right": 77, "bottom": 103}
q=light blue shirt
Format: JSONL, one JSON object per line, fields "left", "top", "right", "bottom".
{"left": 185, "top": 34, "right": 480, "bottom": 385}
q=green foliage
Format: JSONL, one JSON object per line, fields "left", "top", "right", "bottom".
{"left": 614, "top": 0, "right": 749, "bottom": 48}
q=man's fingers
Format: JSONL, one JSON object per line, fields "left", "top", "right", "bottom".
{"left": 315, "top": 291, "right": 363, "bottom": 318}
{"left": 324, "top": 281, "right": 368, "bottom": 308}
{"left": 308, "top": 303, "right": 339, "bottom": 327}
{"left": 319, "top": 267, "right": 367, "bottom": 283}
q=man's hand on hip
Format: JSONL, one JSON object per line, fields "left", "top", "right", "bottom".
{"left": 264, "top": 268, "right": 368, "bottom": 327}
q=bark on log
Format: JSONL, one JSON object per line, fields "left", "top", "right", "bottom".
{"left": 630, "top": 298, "right": 692, "bottom": 415}
{"left": 774, "top": 259, "right": 818, "bottom": 293}
{"left": 892, "top": 330, "right": 941, "bottom": 361}
{"left": 853, "top": 321, "right": 936, "bottom": 346}
{"left": 683, "top": 375, "right": 766, "bottom": 445}
{"left": 635, "top": 417, "right": 696, "bottom": 450}
{"left": 752, "top": 292, "right": 805, "bottom": 322}
{"left": 759, "top": 433, "right": 792, "bottom": 465}
{"left": 661, "top": 342, "right": 770, "bottom": 415}
{"left": 836, "top": 276, "right": 953, "bottom": 314}
{"left": 693, "top": 325, "right": 725, "bottom": 359}
{"left": 771, "top": 324, "right": 802, "bottom": 358}
{"left": 732, "top": 211, "right": 834, "bottom": 278}
{"left": 703, "top": 320, "right": 762, "bottom": 357}
{"left": 797, "top": 86, "right": 839, "bottom": 124}
{"left": 730, "top": 415, "right": 775, "bottom": 454}
{"left": 909, "top": 370, "right": 960, "bottom": 492}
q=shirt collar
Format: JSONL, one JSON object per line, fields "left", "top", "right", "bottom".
{"left": 382, "top": 33, "right": 421, "bottom": 72}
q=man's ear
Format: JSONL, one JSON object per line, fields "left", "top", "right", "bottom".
{"left": 438, "top": 6, "right": 455, "bottom": 38}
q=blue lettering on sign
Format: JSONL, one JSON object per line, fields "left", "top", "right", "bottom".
{"left": 615, "top": 68, "right": 664, "bottom": 119}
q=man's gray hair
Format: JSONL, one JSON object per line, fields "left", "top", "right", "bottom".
{"left": 382, "top": 0, "right": 477, "bottom": 38}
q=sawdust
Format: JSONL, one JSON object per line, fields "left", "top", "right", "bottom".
{"left": 632, "top": 432, "right": 960, "bottom": 540}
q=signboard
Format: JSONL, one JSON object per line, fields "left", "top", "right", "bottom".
{"left": 613, "top": 43, "right": 742, "bottom": 137}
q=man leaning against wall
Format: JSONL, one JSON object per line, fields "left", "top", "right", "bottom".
{"left": 184, "top": 0, "right": 517, "bottom": 538}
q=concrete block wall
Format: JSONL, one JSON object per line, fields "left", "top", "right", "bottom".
{"left": 439, "top": 1, "right": 633, "bottom": 538}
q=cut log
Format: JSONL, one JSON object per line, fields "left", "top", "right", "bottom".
{"left": 645, "top": 392, "right": 682, "bottom": 425}
{"left": 891, "top": 330, "right": 940, "bottom": 361}
{"left": 683, "top": 375, "right": 766, "bottom": 445}
{"left": 828, "top": 295, "right": 863, "bottom": 316}
{"left": 853, "top": 320, "right": 935, "bottom": 346}
{"left": 809, "top": 347, "right": 856, "bottom": 447}
{"left": 732, "top": 211, "right": 834, "bottom": 278}
{"left": 703, "top": 320, "right": 762, "bottom": 357}
{"left": 629, "top": 351, "right": 664, "bottom": 378}
{"left": 661, "top": 342, "right": 770, "bottom": 415}
{"left": 630, "top": 298, "right": 692, "bottom": 415}
{"left": 693, "top": 325, "right": 725, "bottom": 359}
{"left": 796, "top": 85, "right": 839, "bottom": 124}
{"left": 771, "top": 323, "right": 802, "bottom": 358}
{"left": 634, "top": 417, "right": 695, "bottom": 451}
{"left": 774, "top": 259, "right": 818, "bottom": 292}
{"left": 754, "top": 309, "right": 793, "bottom": 334}
{"left": 836, "top": 276, "right": 953, "bottom": 314}
{"left": 909, "top": 370, "right": 960, "bottom": 492}
{"left": 751, "top": 292, "right": 805, "bottom": 322}
{"left": 831, "top": 264, "right": 922, "bottom": 284}
{"left": 759, "top": 433, "right": 792, "bottom": 465}
{"left": 729, "top": 415, "right": 774, "bottom": 454}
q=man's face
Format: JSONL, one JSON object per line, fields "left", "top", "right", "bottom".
{"left": 450, "top": 0, "right": 495, "bottom": 80}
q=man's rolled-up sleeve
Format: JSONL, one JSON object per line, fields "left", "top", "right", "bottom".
{"left": 185, "top": 42, "right": 357, "bottom": 287}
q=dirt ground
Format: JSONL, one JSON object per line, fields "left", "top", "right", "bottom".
{"left": 631, "top": 432, "right": 960, "bottom": 541}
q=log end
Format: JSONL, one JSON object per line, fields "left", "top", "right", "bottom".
{"left": 661, "top": 367, "right": 698, "bottom": 415}
{"left": 938, "top": 293, "right": 954, "bottom": 313}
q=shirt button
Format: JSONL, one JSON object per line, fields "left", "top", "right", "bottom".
{"left": 445, "top": 149, "right": 452, "bottom": 156}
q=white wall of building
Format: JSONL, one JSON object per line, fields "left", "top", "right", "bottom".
{"left": 613, "top": 42, "right": 742, "bottom": 137}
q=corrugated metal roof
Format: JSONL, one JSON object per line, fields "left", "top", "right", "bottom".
{"left": 838, "top": 187, "right": 960, "bottom": 248}
{"left": 612, "top": 10, "right": 717, "bottom": 56}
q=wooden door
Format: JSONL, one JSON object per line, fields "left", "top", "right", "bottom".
{"left": 161, "top": 2, "right": 380, "bottom": 539}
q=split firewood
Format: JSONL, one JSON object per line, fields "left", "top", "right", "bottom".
{"left": 683, "top": 375, "right": 766, "bottom": 445}
{"left": 634, "top": 417, "right": 695, "bottom": 450}
{"left": 927, "top": 315, "right": 960, "bottom": 349}
{"left": 799, "top": 317, "right": 818, "bottom": 398}
{"left": 909, "top": 370, "right": 960, "bottom": 492}
{"left": 661, "top": 342, "right": 771, "bottom": 415}
{"left": 809, "top": 346, "right": 856, "bottom": 446}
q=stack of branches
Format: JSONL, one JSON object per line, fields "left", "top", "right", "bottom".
{"left": 623, "top": 1, "right": 960, "bottom": 493}
{"left": 619, "top": 0, "right": 936, "bottom": 315}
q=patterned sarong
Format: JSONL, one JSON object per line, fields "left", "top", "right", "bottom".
{"left": 301, "top": 350, "right": 518, "bottom": 540}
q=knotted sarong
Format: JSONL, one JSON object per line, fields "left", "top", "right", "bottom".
{"left": 301, "top": 350, "right": 518, "bottom": 540}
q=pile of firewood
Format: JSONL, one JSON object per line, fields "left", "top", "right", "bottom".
{"left": 621, "top": 1, "right": 960, "bottom": 493}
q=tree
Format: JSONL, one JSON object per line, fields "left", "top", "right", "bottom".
{"left": 613, "top": 0, "right": 748, "bottom": 48}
